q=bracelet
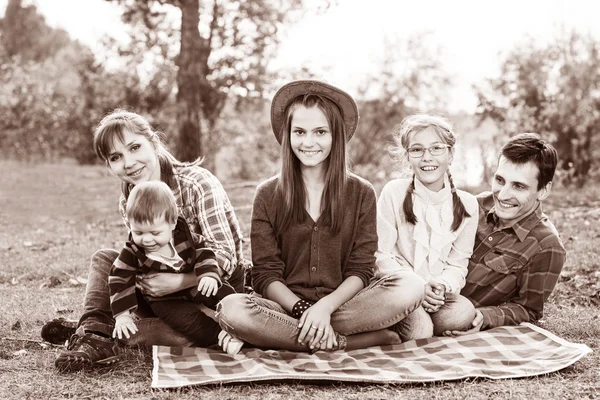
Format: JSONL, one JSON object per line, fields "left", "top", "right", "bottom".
{"left": 291, "top": 299, "right": 314, "bottom": 319}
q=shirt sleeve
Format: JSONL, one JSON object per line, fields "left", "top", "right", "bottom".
{"left": 343, "top": 182, "right": 376, "bottom": 287}
{"left": 478, "top": 245, "right": 566, "bottom": 329}
{"left": 109, "top": 242, "right": 139, "bottom": 317}
{"left": 375, "top": 182, "right": 414, "bottom": 276}
{"left": 250, "top": 185, "right": 287, "bottom": 296}
{"left": 191, "top": 173, "right": 237, "bottom": 279}
{"left": 437, "top": 194, "right": 479, "bottom": 293}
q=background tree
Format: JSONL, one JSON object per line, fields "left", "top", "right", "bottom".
{"left": 105, "top": 0, "right": 305, "bottom": 169}
{"left": 475, "top": 30, "right": 600, "bottom": 186}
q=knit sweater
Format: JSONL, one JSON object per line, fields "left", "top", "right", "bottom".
{"left": 251, "top": 174, "right": 377, "bottom": 302}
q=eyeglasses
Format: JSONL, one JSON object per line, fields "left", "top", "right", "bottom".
{"left": 407, "top": 144, "right": 451, "bottom": 158}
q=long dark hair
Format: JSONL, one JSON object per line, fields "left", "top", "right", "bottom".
{"left": 276, "top": 94, "right": 348, "bottom": 235}
{"left": 92, "top": 109, "right": 202, "bottom": 198}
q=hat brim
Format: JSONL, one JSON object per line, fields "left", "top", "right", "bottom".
{"left": 270, "top": 80, "right": 359, "bottom": 144}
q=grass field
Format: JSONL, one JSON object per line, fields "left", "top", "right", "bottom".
{"left": 0, "top": 160, "right": 598, "bottom": 399}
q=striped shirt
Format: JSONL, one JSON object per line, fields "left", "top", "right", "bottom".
{"left": 119, "top": 163, "right": 244, "bottom": 279}
{"left": 109, "top": 217, "right": 220, "bottom": 317}
{"left": 461, "top": 192, "right": 566, "bottom": 329}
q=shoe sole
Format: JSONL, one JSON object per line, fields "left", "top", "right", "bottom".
{"left": 55, "top": 355, "right": 120, "bottom": 372}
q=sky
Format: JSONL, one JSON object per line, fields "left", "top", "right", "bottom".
{"left": 3, "top": 0, "right": 600, "bottom": 112}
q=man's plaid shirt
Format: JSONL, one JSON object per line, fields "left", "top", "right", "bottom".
{"left": 461, "top": 192, "right": 566, "bottom": 330}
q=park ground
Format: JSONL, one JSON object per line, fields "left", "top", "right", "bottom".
{"left": 0, "top": 160, "right": 599, "bottom": 399}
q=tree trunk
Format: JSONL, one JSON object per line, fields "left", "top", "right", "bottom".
{"left": 175, "top": 0, "right": 203, "bottom": 162}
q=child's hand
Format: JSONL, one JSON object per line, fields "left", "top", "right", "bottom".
{"left": 113, "top": 312, "right": 138, "bottom": 340}
{"left": 198, "top": 276, "right": 219, "bottom": 296}
{"left": 423, "top": 280, "right": 446, "bottom": 313}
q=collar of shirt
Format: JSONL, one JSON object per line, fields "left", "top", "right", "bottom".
{"left": 485, "top": 201, "right": 544, "bottom": 242}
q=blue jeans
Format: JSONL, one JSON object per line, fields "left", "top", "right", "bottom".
{"left": 77, "top": 249, "right": 244, "bottom": 347}
{"left": 394, "top": 293, "right": 476, "bottom": 341}
{"left": 216, "top": 271, "right": 424, "bottom": 351}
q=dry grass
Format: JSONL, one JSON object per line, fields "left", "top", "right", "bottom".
{"left": 0, "top": 160, "right": 598, "bottom": 399}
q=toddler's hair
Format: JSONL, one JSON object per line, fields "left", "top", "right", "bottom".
{"left": 393, "top": 114, "right": 470, "bottom": 232}
{"left": 126, "top": 181, "right": 178, "bottom": 225}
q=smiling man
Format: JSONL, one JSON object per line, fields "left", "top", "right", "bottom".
{"left": 447, "top": 133, "right": 566, "bottom": 335}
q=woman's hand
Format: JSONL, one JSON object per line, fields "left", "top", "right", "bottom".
{"left": 313, "top": 325, "right": 338, "bottom": 351}
{"left": 297, "top": 300, "right": 333, "bottom": 349}
{"left": 137, "top": 271, "right": 195, "bottom": 297}
{"left": 423, "top": 280, "right": 446, "bottom": 313}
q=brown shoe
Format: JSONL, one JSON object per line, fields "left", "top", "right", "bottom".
{"left": 41, "top": 318, "right": 78, "bottom": 345}
{"left": 54, "top": 333, "right": 120, "bottom": 372}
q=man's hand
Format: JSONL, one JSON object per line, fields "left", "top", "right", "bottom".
{"left": 442, "top": 309, "right": 484, "bottom": 337}
{"left": 198, "top": 276, "right": 219, "bottom": 296}
{"left": 113, "top": 312, "right": 138, "bottom": 339}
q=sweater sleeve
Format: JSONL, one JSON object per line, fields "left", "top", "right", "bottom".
{"left": 250, "top": 182, "right": 287, "bottom": 296}
{"left": 375, "top": 182, "right": 414, "bottom": 276}
{"left": 436, "top": 193, "right": 479, "bottom": 293}
{"left": 343, "top": 180, "right": 376, "bottom": 287}
{"left": 109, "top": 242, "right": 140, "bottom": 317}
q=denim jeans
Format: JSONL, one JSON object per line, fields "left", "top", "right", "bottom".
{"left": 76, "top": 249, "right": 244, "bottom": 347}
{"left": 216, "top": 271, "right": 425, "bottom": 351}
{"left": 393, "top": 293, "right": 476, "bottom": 341}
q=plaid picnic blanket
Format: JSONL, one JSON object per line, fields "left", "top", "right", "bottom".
{"left": 151, "top": 323, "right": 591, "bottom": 388}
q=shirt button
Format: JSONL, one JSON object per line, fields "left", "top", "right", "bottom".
{"left": 311, "top": 267, "right": 316, "bottom": 272}
{"left": 314, "top": 227, "right": 319, "bottom": 232}
{"left": 488, "top": 236, "right": 493, "bottom": 241}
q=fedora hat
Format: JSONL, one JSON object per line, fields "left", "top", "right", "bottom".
{"left": 270, "top": 80, "right": 359, "bottom": 144}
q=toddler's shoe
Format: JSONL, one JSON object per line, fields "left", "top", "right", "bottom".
{"left": 218, "top": 330, "right": 244, "bottom": 355}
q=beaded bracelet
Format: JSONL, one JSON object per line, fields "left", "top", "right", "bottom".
{"left": 291, "top": 299, "right": 314, "bottom": 319}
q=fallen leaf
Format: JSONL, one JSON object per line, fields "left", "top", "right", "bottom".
{"left": 13, "top": 349, "right": 27, "bottom": 357}
{"left": 23, "top": 241, "right": 33, "bottom": 247}
{"left": 11, "top": 321, "right": 21, "bottom": 331}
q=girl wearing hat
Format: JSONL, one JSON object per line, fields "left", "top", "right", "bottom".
{"left": 217, "top": 80, "right": 425, "bottom": 353}
{"left": 376, "top": 114, "right": 478, "bottom": 341}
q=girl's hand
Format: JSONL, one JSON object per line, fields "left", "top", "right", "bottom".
{"left": 297, "top": 301, "right": 333, "bottom": 349}
{"left": 443, "top": 309, "right": 484, "bottom": 337}
{"left": 137, "top": 272, "right": 190, "bottom": 297}
{"left": 113, "top": 313, "right": 138, "bottom": 339}
{"left": 198, "top": 276, "right": 219, "bottom": 296}
{"left": 313, "top": 325, "right": 338, "bottom": 351}
{"left": 423, "top": 280, "right": 445, "bottom": 313}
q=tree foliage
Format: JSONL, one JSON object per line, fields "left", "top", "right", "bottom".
{"left": 475, "top": 30, "right": 600, "bottom": 186}
{"left": 105, "top": 0, "right": 304, "bottom": 168}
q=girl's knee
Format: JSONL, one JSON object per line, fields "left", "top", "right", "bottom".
{"left": 216, "top": 294, "right": 252, "bottom": 328}
{"left": 388, "top": 271, "right": 426, "bottom": 306}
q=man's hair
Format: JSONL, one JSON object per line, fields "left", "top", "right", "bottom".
{"left": 500, "top": 133, "right": 558, "bottom": 190}
{"left": 126, "top": 181, "right": 178, "bottom": 224}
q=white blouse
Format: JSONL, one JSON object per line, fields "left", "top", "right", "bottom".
{"left": 375, "top": 177, "right": 479, "bottom": 293}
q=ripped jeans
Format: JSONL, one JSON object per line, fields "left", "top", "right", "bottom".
{"left": 217, "top": 271, "right": 424, "bottom": 351}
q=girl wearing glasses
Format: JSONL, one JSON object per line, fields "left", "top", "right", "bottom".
{"left": 376, "top": 114, "right": 478, "bottom": 341}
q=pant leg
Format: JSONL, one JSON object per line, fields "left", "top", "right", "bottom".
{"left": 77, "top": 249, "right": 119, "bottom": 336}
{"left": 227, "top": 264, "right": 245, "bottom": 293}
{"left": 194, "top": 281, "right": 237, "bottom": 310}
{"left": 150, "top": 299, "right": 221, "bottom": 347}
{"left": 77, "top": 248, "right": 193, "bottom": 347}
{"left": 392, "top": 306, "right": 434, "bottom": 341}
{"left": 330, "top": 271, "right": 425, "bottom": 335}
{"left": 430, "top": 293, "right": 476, "bottom": 336}
{"left": 217, "top": 293, "right": 313, "bottom": 351}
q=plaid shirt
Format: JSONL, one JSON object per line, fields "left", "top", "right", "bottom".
{"left": 109, "top": 217, "right": 220, "bottom": 317}
{"left": 461, "top": 192, "right": 566, "bottom": 330}
{"left": 119, "top": 163, "right": 244, "bottom": 279}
